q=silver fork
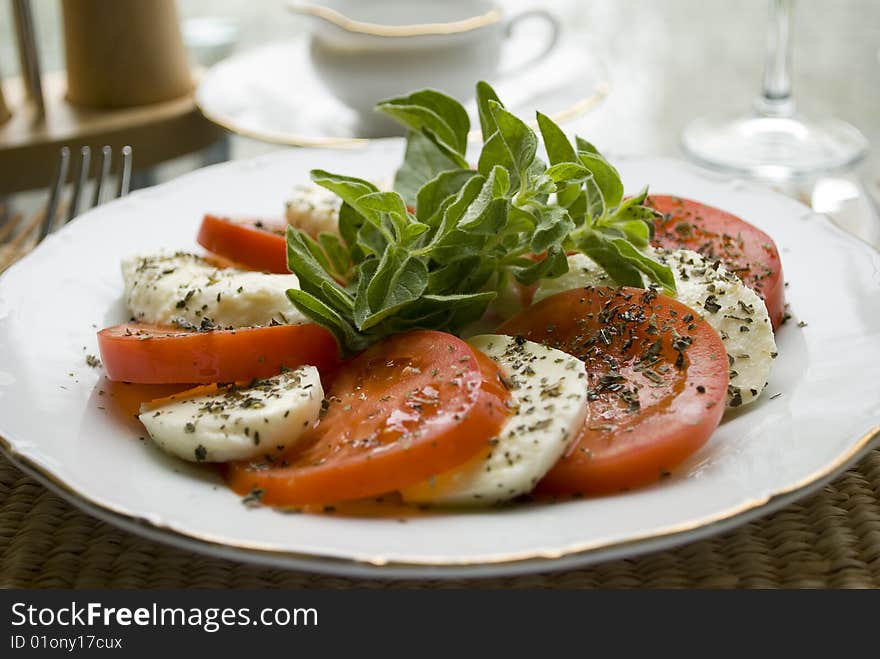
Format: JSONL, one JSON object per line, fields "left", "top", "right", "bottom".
{"left": 0, "top": 145, "right": 132, "bottom": 273}
{"left": 37, "top": 144, "right": 133, "bottom": 243}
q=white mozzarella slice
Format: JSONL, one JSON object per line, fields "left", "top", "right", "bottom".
{"left": 401, "top": 335, "right": 588, "bottom": 506}
{"left": 534, "top": 248, "right": 777, "bottom": 408}
{"left": 139, "top": 366, "right": 322, "bottom": 463}
{"left": 285, "top": 184, "right": 341, "bottom": 237}
{"left": 122, "top": 252, "right": 306, "bottom": 329}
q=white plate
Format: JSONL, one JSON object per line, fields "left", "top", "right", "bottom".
{"left": 1, "top": 143, "right": 879, "bottom": 579}
{"left": 195, "top": 38, "right": 610, "bottom": 146}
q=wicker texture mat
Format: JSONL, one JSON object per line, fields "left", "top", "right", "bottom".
{"left": 2, "top": 449, "right": 880, "bottom": 588}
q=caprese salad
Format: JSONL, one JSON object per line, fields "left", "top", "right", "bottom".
{"left": 96, "top": 82, "right": 784, "bottom": 512}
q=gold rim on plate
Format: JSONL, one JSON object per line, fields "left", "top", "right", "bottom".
{"left": 1, "top": 424, "right": 878, "bottom": 573}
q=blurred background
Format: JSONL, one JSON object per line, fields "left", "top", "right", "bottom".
{"left": 1, "top": 0, "right": 878, "bottom": 245}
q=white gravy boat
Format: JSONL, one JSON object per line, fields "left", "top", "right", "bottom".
{"left": 288, "top": 0, "right": 560, "bottom": 130}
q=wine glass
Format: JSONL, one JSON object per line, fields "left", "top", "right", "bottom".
{"left": 681, "top": 0, "right": 868, "bottom": 180}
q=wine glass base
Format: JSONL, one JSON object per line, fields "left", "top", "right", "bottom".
{"left": 681, "top": 114, "right": 869, "bottom": 180}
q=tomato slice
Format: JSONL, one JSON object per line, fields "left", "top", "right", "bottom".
{"left": 97, "top": 323, "right": 339, "bottom": 384}
{"left": 226, "top": 330, "right": 511, "bottom": 506}
{"left": 647, "top": 195, "right": 785, "bottom": 329}
{"left": 197, "top": 214, "right": 288, "bottom": 274}
{"left": 498, "top": 287, "right": 728, "bottom": 496}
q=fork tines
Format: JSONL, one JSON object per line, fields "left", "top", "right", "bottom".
{"left": 37, "top": 144, "right": 134, "bottom": 244}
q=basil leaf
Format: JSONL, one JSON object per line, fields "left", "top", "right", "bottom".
{"left": 394, "top": 131, "right": 461, "bottom": 206}
{"left": 577, "top": 152, "right": 624, "bottom": 209}
{"left": 610, "top": 239, "right": 677, "bottom": 294}
{"left": 377, "top": 89, "right": 470, "bottom": 155}
{"left": 488, "top": 100, "right": 537, "bottom": 179}
{"left": 537, "top": 111, "right": 577, "bottom": 165}
{"left": 415, "top": 169, "right": 479, "bottom": 223}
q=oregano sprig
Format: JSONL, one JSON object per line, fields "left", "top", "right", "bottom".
{"left": 286, "top": 82, "right": 675, "bottom": 354}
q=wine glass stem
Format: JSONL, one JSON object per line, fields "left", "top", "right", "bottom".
{"left": 756, "top": 0, "right": 795, "bottom": 118}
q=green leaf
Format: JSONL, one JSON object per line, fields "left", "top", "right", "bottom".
{"left": 415, "top": 169, "right": 479, "bottom": 223}
{"left": 577, "top": 152, "right": 624, "bottom": 209}
{"left": 510, "top": 246, "right": 569, "bottom": 285}
{"left": 317, "top": 232, "right": 352, "bottom": 280}
{"left": 427, "top": 256, "right": 496, "bottom": 295}
{"left": 537, "top": 112, "right": 577, "bottom": 165}
{"left": 357, "top": 191, "right": 411, "bottom": 238}
{"left": 488, "top": 100, "right": 537, "bottom": 178}
{"left": 286, "top": 228, "right": 348, "bottom": 298}
{"left": 618, "top": 220, "right": 651, "bottom": 248}
{"left": 376, "top": 89, "right": 470, "bottom": 154}
{"left": 531, "top": 207, "right": 575, "bottom": 253}
{"left": 393, "top": 131, "right": 462, "bottom": 207}
{"left": 475, "top": 81, "right": 502, "bottom": 141}
{"left": 355, "top": 221, "right": 387, "bottom": 259}
{"left": 286, "top": 289, "right": 365, "bottom": 354}
{"left": 572, "top": 229, "right": 645, "bottom": 288}
{"left": 401, "top": 221, "right": 430, "bottom": 244}
{"left": 364, "top": 249, "right": 429, "bottom": 326}
{"left": 310, "top": 170, "right": 378, "bottom": 208}
{"left": 609, "top": 239, "right": 677, "bottom": 294}
{"left": 583, "top": 173, "right": 606, "bottom": 219}
{"left": 545, "top": 162, "right": 590, "bottom": 188}
{"left": 430, "top": 174, "right": 485, "bottom": 243}
{"left": 338, "top": 202, "right": 364, "bottom": 257}
{"left": 458, "top": 168, "right": 507, "bottom": 232}
{"left": 477, "top": 131, "right": 518, "bottom": 188}
{"left": 575, "top": 136, "right": 600, "bottom": 155}
{"left": 319, "top": 279, "right": 355, "bottom": 314}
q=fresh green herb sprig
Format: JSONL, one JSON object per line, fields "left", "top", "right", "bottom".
{"left": 286, "top": 83, "right": 675, "bottom": 354}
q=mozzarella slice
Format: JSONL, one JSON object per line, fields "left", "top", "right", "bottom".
{"left": 285, "top": 184, "right": 341, "bottom": 237}
{"left": 139, "top": 366, "right": 323, "bottom": 463}
{"left": 535, "top": 248, "right": 777, "bottom": 408}
{"left": 122, "top": 252, "right": 306, "bottom": 329}
{"left": 401, "top": 335, "right": 588, "bottom": 506}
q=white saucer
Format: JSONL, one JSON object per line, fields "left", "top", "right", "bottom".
{"left": 196, "top": 36, "right": 611, "bottom": 147}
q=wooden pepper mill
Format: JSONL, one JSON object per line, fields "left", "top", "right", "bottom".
{"left": 0, "top": 81, "right": 10, "bottom": 125}
{"left": 62, "top": 0, "right": 193, "bottom": 108}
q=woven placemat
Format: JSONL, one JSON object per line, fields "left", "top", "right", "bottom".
{"left": 2, "top": 449, "right": 880, "bottom": 588}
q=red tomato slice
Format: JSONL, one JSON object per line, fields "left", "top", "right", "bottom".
{"left": 498, "top": 287, "right": 728, "bottom": 496}
{"left": 97, "top": 323, "right": 339, "bottom": 384}
{"left": 647, "top": 195, "right": 785, "bottom": 329}
{"left": 197, "top": 215, "right": 288, "bottom": 274}
{"left": 226, "top": 330, "right": 511, "bottom": 506}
